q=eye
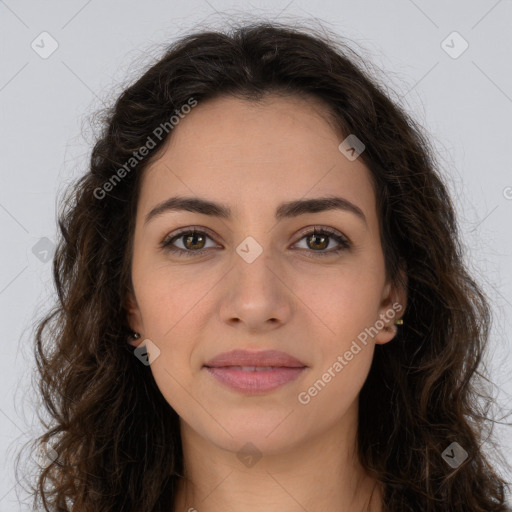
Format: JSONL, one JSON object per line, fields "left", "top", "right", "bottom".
{"left": 161, "top": 227, "right": 218, "bottom": 257}
{"left": 160, "top": 226, "right": 351, "bottom": 257}
{"left": 292, "top": 226, "right": 351, "bottom": 257}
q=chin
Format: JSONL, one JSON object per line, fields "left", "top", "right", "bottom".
{"left": 205, "top": 415, "right": 306, "bottom": 456}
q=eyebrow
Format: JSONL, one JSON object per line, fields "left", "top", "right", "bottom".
{"left": 144, "top": 195, "right": 367, "bottom": 227}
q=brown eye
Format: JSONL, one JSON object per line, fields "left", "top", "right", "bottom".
{"left": 161, "top": 226, "right": 350, "bottom": 258}
{"left": 182, "top": 232, "right": 206, "bottom": 250}
{"left": 306, "top": 232, "right": 329, "bottom": 250}
{"left": 293, "top": 227, "right": 351, "bottom": 257}
{"left": 161, "top": 228, "right": 217, "bottom": 256}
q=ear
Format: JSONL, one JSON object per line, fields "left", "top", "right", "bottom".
{"left": 374, "top": 264, "right": 407, "bottom": 345}
{"left": 125, "top": 290, "right": 145, "bottom": 348}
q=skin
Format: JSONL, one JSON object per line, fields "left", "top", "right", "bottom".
{"left": 126, "top": 93, "right": 407, "bottom": 512}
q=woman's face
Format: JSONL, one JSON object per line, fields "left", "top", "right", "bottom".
{"left": 127, "top": 94, "right": 406, "bottom": 456}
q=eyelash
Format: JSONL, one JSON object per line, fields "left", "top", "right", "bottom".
{"left": 160, "top": 226, "right": 351, "bottom": 258}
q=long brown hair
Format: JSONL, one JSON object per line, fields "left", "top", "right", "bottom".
{"left": 16, "top": 19, "right": 511, "bottom": 511}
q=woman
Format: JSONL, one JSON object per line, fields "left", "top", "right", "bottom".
{"left": 20, "top": 20, "right": 511, "bottom": 512}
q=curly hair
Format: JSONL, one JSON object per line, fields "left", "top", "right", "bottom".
{"left": 16, "top": 19, "right": 511, "bottom": 512}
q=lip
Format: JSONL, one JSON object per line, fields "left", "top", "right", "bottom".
{"left": 203, "top": 349, "right": 308, "bottom": 395}
{"left": 205, "top": 367, "right": 306, "bottom": 394}
{"left": 204, "top": 349, "right": 306, "bottom": 368}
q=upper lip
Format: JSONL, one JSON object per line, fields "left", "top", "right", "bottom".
{"left": 204, "top": 349, "right": 307, "bottom": 368}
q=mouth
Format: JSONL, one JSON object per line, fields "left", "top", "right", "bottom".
{"left": 203, "top": 349, "right": 307, "bottom": 369}
{"left": 203, "top": 366, "right": 307, "bottom": 394}
{"left": 206, "top": 365, "right": 296, "bottom": 371}
{"left": 203, "top": 349, "right": 308, "bottom": 394}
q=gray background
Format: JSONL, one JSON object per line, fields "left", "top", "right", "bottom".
{"left": 1, "top": 0, "right": 511, "bottom": 509}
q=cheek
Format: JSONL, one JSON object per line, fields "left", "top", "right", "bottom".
{"left": 299, "top": 276, "right": 377, "bottom": 383}
{"left": 135, "top": 261, "right": 216, "bottom": 333}
{"left": 136, "top": 287, "right": 200, "bottom": 418}
{"left": 295, "top": 342, "right": 374, "bottom": 433}
{"left": 295, "top": 268, "right": 381, "bottom": 409}
{"left": 295, "top": 260, "right": 384, "bottom": 339}
{"left": 132, "top": 264, "right": 217, "bottom": 404}
{"left": 292, "top": 271, "right": 384, "bottom": 405}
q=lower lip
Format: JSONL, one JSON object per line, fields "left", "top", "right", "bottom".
{"left": 204, "top": 366, "right": 306, "bottom": 394}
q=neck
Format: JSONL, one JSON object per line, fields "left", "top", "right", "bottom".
{"left": 173, "top": 403, "right": 383, "bottom": 512}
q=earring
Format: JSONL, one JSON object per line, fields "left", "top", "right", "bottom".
{"left": 395, "top": 318, "right": 404, "bottom": 325}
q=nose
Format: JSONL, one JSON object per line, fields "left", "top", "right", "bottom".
{"left": 218, "top": 244, "right": 294, "bottom": 332}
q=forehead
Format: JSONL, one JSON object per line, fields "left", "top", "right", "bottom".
{"left": 138, "top": 94, "right": 377, "bottom": 229}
